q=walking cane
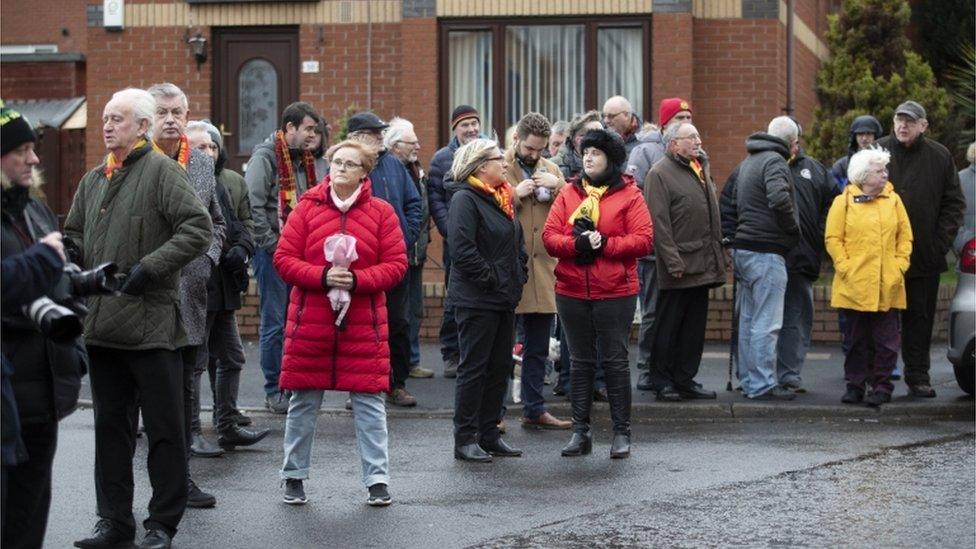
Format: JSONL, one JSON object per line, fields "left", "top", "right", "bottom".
{"left": 727, "top": 275, "right": 738, "bottom": 391}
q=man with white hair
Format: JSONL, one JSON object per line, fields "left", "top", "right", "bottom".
{"left": 346, "top": 111, "right": 423, "bottom": 406}
{"left": 724, "top": 116, "right": 801, "bottom": 401}
{"left": 877, "top": 100, "right": 966, "bottom": 397}
{"left": 384, "top": 117, "right": 434, "bottom": 379}
{"left": 66, "top": 88, "right": 212, "bottom": 549}
{"left": 601, "top": 95, "right": 643, "bottom": 154}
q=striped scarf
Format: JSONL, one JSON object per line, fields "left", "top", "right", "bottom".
{"left": 275, "top": 130, "right": 318, "bottom": 226}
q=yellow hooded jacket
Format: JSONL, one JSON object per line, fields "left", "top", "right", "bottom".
{"left": 825, "top": 182, "right": 913, "bottom": 312}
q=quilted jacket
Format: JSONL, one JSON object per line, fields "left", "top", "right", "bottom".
{"left": 274, "top": 176, "right": 407, "bottom": 393}
{"left": 64, "top": 144, "right": 213, "bottom": 350}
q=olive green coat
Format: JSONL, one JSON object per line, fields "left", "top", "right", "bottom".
{"left": 64, "top": 145, "right": 213, "bottom": 350}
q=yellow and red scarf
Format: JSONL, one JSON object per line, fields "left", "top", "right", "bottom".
{"left": 467, "top": 175, "right": 514, "bottom": 219}
{"left": 689, "top": 158, "right": 705, "bottom": 184}
{"left": 105, "top": 135, "right": 191, "bottom": 180}
{"left": 275, "top": 130, "right": 318, "bottom": 226}
{"left": 568, "top": 181, "right": 610, "bottom": 226}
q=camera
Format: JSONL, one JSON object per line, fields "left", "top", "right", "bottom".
{"left": 23, "top": 262, "right": 121, "bottom": 341}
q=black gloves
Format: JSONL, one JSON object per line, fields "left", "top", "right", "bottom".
{"left": 222, "top": 245, "right": 248, "bottom": 272}
{"left": 120, "top": 262, "right": 153, "bottom": 296}
{"left": 572, "top": 217, "right": 602, "bottom": 265}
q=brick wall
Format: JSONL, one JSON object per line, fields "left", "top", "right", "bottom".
{"left": 0, "top": 61, "right": 86, "bottom": 100}
{"left": 692, "top": 18, "right": 785, "bottom": 188}
{"left": 84, "top": 26, "right": 212, "bottom": 167}
{"left": 234, "top": 281, "right": 954, "bottom": 343}
{"left": 651, "top": 12, "right": 694, "bottom": 118}
{"left": 0, "top": 0, "right": 88, "bottom": 54}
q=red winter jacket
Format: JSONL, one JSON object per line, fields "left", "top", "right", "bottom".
{"left": 542, "top": 174, "right": 654, "bottom": 300}
{"left": 273, "top": 176, "right": 407, "bottom": 393}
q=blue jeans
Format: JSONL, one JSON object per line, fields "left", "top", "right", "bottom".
{"left": 519, "top": 313, "right": 554, "bottom": 419}
{"left": 636, "top": 257, "right": 659, "bottom": 371}
{"left": 280, "top": 390, "right": 389, "bottom": 488}
{"left": 776, "top": 274, "right": 814, "bottom": 387}
{"left": 253, "top": 248, "right": 288, "bottom": 396}
{"left": 407, "top": 264, "right": 424, "bottom": 366}
{"left": 733, "top": 250, "right": 787, "bottom": 398}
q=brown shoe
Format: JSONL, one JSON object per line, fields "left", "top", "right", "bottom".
{"left": 521, "top": 412, "right": 571, "bottom": 430}
{"left": 387, "top": 388, "right": 417, "bottom": 407}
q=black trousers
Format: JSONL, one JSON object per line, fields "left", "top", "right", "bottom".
{"left": 181, "top": 346, "right": 198, "bottom": 465}
{"left": 453, "top": 307, "right": 515, "bottom": 447}
{"left": 901, "top": 274, "right": 940, "bottom": 386}
{"left": 387, "top": 277, "right": 412, "bottom": 390}
{"left": 648, "top": 286, "right": 710, "bottom": 390}
{"left": 199, "top": 310, "right": 247, "bottom": 434}
{"left": 1, "top": 419, "right": 57, "bottom": 549}
{"left": 556, "top": 294, "right": 635, "bottom": 434}
{"left": 88, "top": 345, "right": 187, "bottom": 537}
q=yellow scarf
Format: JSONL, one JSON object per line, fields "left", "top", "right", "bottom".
{"left": 568, "top": 181, "right": 609, "bottom": 226}
{"left": 689, "top": 158, "right": 705, "bottom": 183}
{"left": 467, "top": 175, "right": 514, "bottom": 219}
{"left": 105, "top": 138, "right": 149, "bottom": 180}
{"left": 152, "top": 134, "right": 191, "bottom": 170}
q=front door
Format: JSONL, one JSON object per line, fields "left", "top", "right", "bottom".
{"left": 213, "top": 27, "right": 299, "bottom": 173}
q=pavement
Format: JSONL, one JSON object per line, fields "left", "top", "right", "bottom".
{"left": 77, "top": 341, "right": 975, "bottom": 422}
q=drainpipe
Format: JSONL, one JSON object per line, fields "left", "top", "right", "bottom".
{"left": 367, "top": 1, "right": 373, "bottom": 110}
{"left": 785, "top": 0, "right": 795, "bottom": 115}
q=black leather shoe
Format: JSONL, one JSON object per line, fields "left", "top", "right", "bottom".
{"left": 138, "top": 529, "right": 172, "bottom": 549}
{"left": 656, "top": 385, "right": 683, "bottom": 402}
{"left": 186, "top": 478, "right": 216, "bottom": 508}
{"left": 610, "top": 433, "right": 631, "bottom": 459}
{"left": 454, "top": 443, "right": 492, "bottom": 462}
{"left": 480, "top": 438, "right": 523, "bottom": 457}
{"left": 74, "top": 519, "right": 134, "bottom": 548}
{"left": 218, "top": 426, "right": 270, "bottom": 450}
{"left": 231, "top": 410, "right": 252, "bottom": 426}
{"left": 190, "top": 432, "right": 224, "bottom": 458}
{"left": 908, "top": 383, "right": 937, "bottom": 398}
{"left": 865, "top": 390, "right": 892, "bottom": 407}
{"left": 841, "top": 386, "right": 864, "bottom": 404}
{"left": 676, "top": 384, "right": 717, "bottom": 400}
{"left": 636, "top": 371, "right": 653, "bottom": 391}
{"left": 561, "top": 431, "right": 593, "bottom": 457}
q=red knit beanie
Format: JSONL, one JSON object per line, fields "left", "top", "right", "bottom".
{"left": 659, "top": 97, "right": 692, "bottom": 127}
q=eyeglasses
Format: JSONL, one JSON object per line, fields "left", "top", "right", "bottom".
{"left": 397, "top": 140, "right": 420, "bottom": 147}
{"left": 330, "top": 159, "right": 363, "bottom": 171}
{"left": 484, "top": 155, "right": 505, "bottom": 163}
{"left": 602, "top": 111, "right": 625, "bottom": 120}
{"left": 676, "top": 133, "right": 701, "bottom": 142}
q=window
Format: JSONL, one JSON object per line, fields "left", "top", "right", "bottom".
{"left": 441, "top": 18, "right": 650, "bottom": 143}
{"left": 238, "top": 58, "right": 278, "bottom": 153}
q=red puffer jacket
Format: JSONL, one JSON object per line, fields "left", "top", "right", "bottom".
{"left": 273, "top": 176, "right": 407, "bottom": 393}
{"left": 542, "top": 174, "right": 653, "bottom": 300}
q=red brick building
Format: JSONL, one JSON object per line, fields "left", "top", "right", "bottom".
{"left": 3, "top": 0, "right": 853, "bottom": 339}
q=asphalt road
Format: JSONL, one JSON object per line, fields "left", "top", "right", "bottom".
{"left": 46, "top": 411, "right": 974, "bottom": 548}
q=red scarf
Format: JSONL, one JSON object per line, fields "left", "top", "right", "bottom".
{"left": 275, "top": 130, "right": 318, "bottom": 226}
{"left": 467, "top": 175, "right": 514, "bottom": 219}
{"left": 105, "top": 138, "right": 151, "bottom": 180}
{"left": 154, "top": 134, "right": 191, "bottom": 170}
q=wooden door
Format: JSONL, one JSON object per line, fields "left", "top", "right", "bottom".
{"left": 213, "top": 27, "right": 299, "bottom": 173}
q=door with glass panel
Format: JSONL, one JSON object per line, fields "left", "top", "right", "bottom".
{"left": 213, "top": 27, "right": 299, "bottom": 173}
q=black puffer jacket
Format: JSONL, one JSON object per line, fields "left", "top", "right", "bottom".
{"left": 446, "top": 184, "right": 528, "bottom": 311}
{"left": 722, "top": 150, "right": 837, "bottom": 279}
{"left": 207, "top": 176, "right": 254, "bottom": 311}
{"left": 0, "top": 184, "right": 85, "bottom": 424}
{"left": 720, "top": 133, "right": 799, "bottom": 256}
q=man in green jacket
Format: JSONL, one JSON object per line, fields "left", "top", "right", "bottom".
{"left": 66, "top": 88, "right": 212, "bottom": 549}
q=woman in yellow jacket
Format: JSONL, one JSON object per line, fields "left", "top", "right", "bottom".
{"left": 825, "top": 147, "right": 913, "bottom": 407}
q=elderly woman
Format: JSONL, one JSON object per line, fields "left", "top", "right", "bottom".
{"left": 447, "top": 138, "right": 528, "bottom": 463}
{"left": 825, "top": 147, "right": 912, "bottom": 407}
{"left": 274, "top": 140, "right": 407, "bottom": 506}
{"left": 543, "top": 128, "right": 653, "bottom": 459}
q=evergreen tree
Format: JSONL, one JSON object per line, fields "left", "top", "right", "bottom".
{"left": 807, "top": 0, "right": 951, "bottom": 164}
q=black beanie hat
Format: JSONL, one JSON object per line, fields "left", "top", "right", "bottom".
{"left": 847, "top": 115, "right": 883, "bottom": 155}
{"left": 579, "top": 128, "right": 627, "bottom": 169}
{"left": 450, "top": 105, "right": 480, "bottom": 129}
{"left": 1, "top": 102, "right": 38, "bottom": 156}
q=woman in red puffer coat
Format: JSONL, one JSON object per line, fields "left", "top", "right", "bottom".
{"left": 273, "top": 140, "right": 407, "bottom": 507}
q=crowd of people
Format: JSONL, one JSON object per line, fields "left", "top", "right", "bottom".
{"left": 0, "top": 82, "right": 969, "bottom": 548}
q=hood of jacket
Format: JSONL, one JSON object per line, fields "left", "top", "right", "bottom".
{"left": 746, "top": 132, "right": 791, "bottom": 160}
{"left": 847, "top": 115, "right": 884, "bottom": 156}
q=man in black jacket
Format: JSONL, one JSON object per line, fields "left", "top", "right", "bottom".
{"left": 721, "top": 123, "right": 837, "bottom": 393}
{"left": 0, "top": 104, "right": 84, "bottom": 549}
{"left": 721, "top": 116, "right": 800, "bottom": 401}
{"left": 877, "top": 101, "right": 966, "bottom": 398}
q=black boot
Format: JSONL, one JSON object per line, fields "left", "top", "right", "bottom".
{"left": 610, "top": 433, "right": 631, "bottom": 459}
{"left": 568, "top": 360, "right": 596, "bottom": 434}
{"left": 604, "top": 364, "right": 632, "bottom": 436}
{"left": 561, "top": 431, "right": 593, "bottom": 457}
